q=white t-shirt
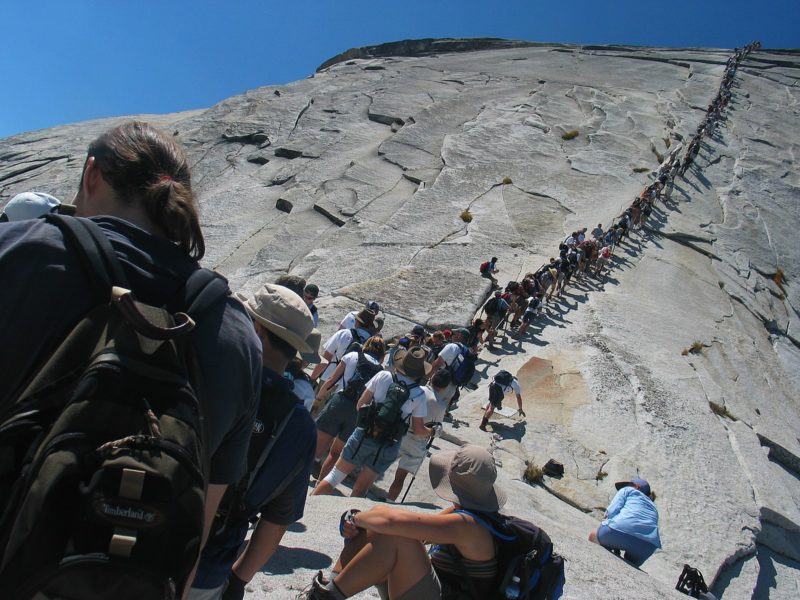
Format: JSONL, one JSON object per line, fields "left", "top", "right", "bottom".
{"left": 339, "top": 311, "right": 358, "bottom": 330}
{"left": 365, "top": 370, "right": 427, "bottom": 419}
{"left": 424, "top": 384, "right": 451, "bottom": 424}
{"left": 437, "top": 342, "right": 462, "bottom": 368}
{"left": 334, "top": 351, "right": 381, "bottom": 392}
{"left": 293, "top": 378, "right": 316, "bottom": 412}
{"left": 321, "top": 327, "right": 371, "bottom": 380}
{"left": 494, "top": 378, "right": 522, "bottom": 398}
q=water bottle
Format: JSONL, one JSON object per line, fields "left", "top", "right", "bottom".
{"left": 504, "top": 575, "right": 521, "bottom": 599}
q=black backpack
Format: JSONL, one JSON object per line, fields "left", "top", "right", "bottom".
{"left": 484, "top": 297, "right": 500, "bottom": 316}
{"left": 495, "top": 370, "right": 514, "bottom": 387}
{"left": 341, "top": 352, "right": 383, "bottom": 402}
{"left": 343, "top": 327, "right": 369, "bottom": 355}
{"left": 676, "top": 564, "right": 716, "bottom": 599}
{"left": 357, "top": 375, "right": 417, "bottom": 444}
{"left": 0, "top": 215, "right": 228, "bottom": 599}
{"left": 447, "top": 510, "right": 565, "bottom": 600}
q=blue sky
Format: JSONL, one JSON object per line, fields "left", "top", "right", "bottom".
{"left": 1, "top": 0, "right": 797, "bottom": 139}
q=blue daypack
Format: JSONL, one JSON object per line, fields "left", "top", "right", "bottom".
{"left": 449, "top": 343, "right": 476, "bottom": 387}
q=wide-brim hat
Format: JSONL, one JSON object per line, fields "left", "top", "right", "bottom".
{"left": 236, "top": 284, "right": 314, "bottom": 353}
{"left": 299, "top": 329, "right": 322, "bottom": 364}
{"left": 355, "top": 308, "right": 376, "bottom": 328}
{"left": 429, "top": 445, "right": 507, "bottom": 512}
{"left": 393, "top": 346, "right": 432, "bottom": 380}
{"left": 615, "top": 478, "right": 651, "bottom": 497}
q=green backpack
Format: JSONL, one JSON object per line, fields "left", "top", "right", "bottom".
{"left": 358, "top": 375, "right": 418, "bottom": 443}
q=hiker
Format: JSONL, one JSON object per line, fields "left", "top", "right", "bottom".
{"left": 0, "top": 121, "right": 262, "bottom": 596}
{"left": 313, "top": 336, "right": 387, "bottom": 481}
{"left": 513, "top": 293, "right": 545, "bottom": 336}
{"left": 591, "top": 223, "right": 604, "bottom": 241}
{"left": 387, "top": 324, "right": 426, "bottom": 372}
{"left": 310, "top": 308, "right": 376, "bottom": 391}
{"left": 0, "top": 191, "right": 75, "bottom": 221}
{"left": 594, "top": 244, "right": 614, "bottom": 278}
{"left": 304, "top": 283, "right": 320, "bottom": 326}
{"left": 589, "top": 479, "right": 662, "bottom": 567}
{"left": 339, "top": 300, "right": 381, "bottom": 330}
{"left": 311, "top": 347, "right": 433, "bottom": 498}
{"left": 483, "top": 290, "right": 510, "bottom": 348}
{"left": 301, "top": 445, "right": 562, "bottom": 600}
{"left": 480, "top": 370, "right": 525, "bottom": 431}
{"left": 425, "top": 330, "right": 447, "bottom": 362}
{"left": 479, "top": 256, "right": 500, "bottom": 288}
{"left": 386, "top": 369, "right": 453, "bottom": 502}
{"left": 428, "top": 327, "right": 475, "bottom": 411}
{"left": 189, "top": 284, "right": 319, "bottom": 599}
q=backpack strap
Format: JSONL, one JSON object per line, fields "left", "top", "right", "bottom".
{"left": 182, "top": 268, "right": 230, "bottom": 317}
{"left": 454, "top": 510, "right": 516, "bottom": 541}
{"left": 45, "top": 214, "right": 130, "bottom": 300}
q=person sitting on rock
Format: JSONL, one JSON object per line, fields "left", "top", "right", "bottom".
{"left": 479, "top": 256, "right": 500, "bottom": 288}
{"left": 589, "top": 478, "right": 661, "bottom": 567}
{"left": 300, "top": 445, "right": 506, "bottom": 600}
{"left": 479, "top": 370, "right": 525, "bottom": 431}
{"left": 386, "top": 369, "right": 453, "bottom": 502}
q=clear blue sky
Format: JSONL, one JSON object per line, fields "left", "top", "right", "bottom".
{"left": 1, "top": 0, "right": 797, "bottom": 139}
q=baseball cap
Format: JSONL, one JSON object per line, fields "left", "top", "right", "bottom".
{"left": 0, "top": 192, "right": 74, "bottom": 222}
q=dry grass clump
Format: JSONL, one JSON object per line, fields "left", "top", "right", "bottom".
{"left": 709, "top": 401, "right": 737, "bottom": 421}
{"left": 774, "top": 268, "right": 785, "bottom": 289}
{"left": 654, "top": 150, "right": 665, "bottom": 163}
{"left": 633, "top": 167, "right": 650, "bottom": 173}
{"left": 459, "top": 209, "right": 473, "bottom": 223}
{"left": 502, "top": 176, "right": 513, "bottom": 185}
{"left": 524, "top": 461, "right": 545, "bottom": 485}
{"left": 681, "top": 341, "right": 705, "bottom": 356}
{"left": 664, "top": 137, "right": 672, "bottom": 148}
{"left": 561, "top": 129, "right": 579, "bottom": 140}
{"left": 595, "top": 469, "right": 608, "bottom": 481}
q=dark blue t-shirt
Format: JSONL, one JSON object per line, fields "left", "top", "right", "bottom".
{"left": 193, "top": 367, "right": 316, "bottom": 589}
{"left": 0, "top": 216, "right": 262, "bottom": 484}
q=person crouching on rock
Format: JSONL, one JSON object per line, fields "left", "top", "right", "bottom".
{"left": 479, "top": 370, "right": 524, "bottom": 431}
{"left": 589, "top": 478, "right": 661, "bottom": 566}
{"left": 311, "top": 347, "right": 433, "bottom": 498}
{"left": 299, "top": 445, "right": 504, "bottom": 600}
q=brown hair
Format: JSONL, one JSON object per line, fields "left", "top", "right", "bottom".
{"left": 362, "top": 336, "right": 387, "bottom": 361}
{"left": 84, "top": 121, "right": 204, "bottom": 259}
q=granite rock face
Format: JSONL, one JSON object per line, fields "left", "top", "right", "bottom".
{"left": 2, "top": 39, "right": 799, "bottom": 598}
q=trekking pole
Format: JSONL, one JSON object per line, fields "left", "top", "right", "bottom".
{"left": 401, "top": 425, "right": 439, "bottom": 503}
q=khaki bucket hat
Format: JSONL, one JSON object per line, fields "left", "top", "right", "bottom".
{"left": 299, "top": 329, "right": 322, "bottom": 364}
{"left": 429, "top": 445, "right": 507, "bottom": 512}
{"left": 236, "top": 284, "right": 314, "bottom": 353}
{"left": 393, "top": 346, "right": 432, "bottom": 380}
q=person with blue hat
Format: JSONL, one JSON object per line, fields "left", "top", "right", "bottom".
{"left": 589, "top": 478, "right": 662, "bottom": 566}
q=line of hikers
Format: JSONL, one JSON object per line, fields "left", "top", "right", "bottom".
{"left": 0, "top": 41, "right": 755, "bottom": 600}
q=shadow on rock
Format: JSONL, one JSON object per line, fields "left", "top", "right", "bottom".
{"left": 262, "top": 546, "right": 333, "bottom": 575}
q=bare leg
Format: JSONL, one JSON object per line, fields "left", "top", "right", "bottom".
{"left": 333, "top": 531, "right": 433, "bottom": 598}
{"left": 589, "top": 528, "right": 600, "bottom": 544}
{"left": 319, "top": 438, "right": 346, "bottom": 481}
{"left": 312, "top": 458, "right": 355, "bottom": 496}
{"left": 315, "top": 430, "right": 335, "bottom": 462}
{"left": 351, "top": 466, "right": 380, "bottom": 498}
{"left": 387, "top": 468, "right": 411, "bottom": 502}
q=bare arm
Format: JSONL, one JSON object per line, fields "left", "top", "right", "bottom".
{"left": 231, "top": 519, "right": 289, "bottom": 582}
{"left": 352, "top": 504, "right": 475, "bottom": 546}
{"left": 309, "top": 350, "right": 334, "bottom": 381}
{"left": 410, "top": 415, "right": 433, "bottom": 437}
{"left": 355, "top": 387, "right": 375, "bottom": 411}
{"left": 183, "top": 483, "right": 227, "bottom": 598}
{"left": 317, "top": 359, "right": 346, "bottom": 399}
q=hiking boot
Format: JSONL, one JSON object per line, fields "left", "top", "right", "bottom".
{"left": 296, "top": 571, "right": 336, "bottom": 599}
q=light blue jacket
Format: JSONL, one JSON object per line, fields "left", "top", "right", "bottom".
{"left": 603, "top": 487, "right": 662, "bottom": 548}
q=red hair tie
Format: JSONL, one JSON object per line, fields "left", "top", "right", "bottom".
{"left": 159, "top": 175, "right": 173, "bottom": 183}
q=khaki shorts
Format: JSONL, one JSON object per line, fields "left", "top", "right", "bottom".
{"left": 397, "top": 434, "right": 429, "bottom": 473}
{"left": 375, "top": 566, "right": 442, "bottom": 600}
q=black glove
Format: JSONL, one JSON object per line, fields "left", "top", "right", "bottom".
{"left": 222, "top": 572, "right": 247, "bottom": 600}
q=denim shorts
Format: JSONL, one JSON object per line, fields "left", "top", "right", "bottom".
{"left": 597, "top": 524, "right": 657, "bottom": 566}
{"left": 341, "top": 427, "right": 401, "bottom": 474}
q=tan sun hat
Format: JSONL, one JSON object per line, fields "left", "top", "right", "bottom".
{"left": 299, "top": 329, "right": 322, "bottom": 364}
{"left": 429, "top": 445, "right": 507, "bottom": 512}
{"left": 355, "top": 308, "right": 376, "bottom": 328}
{"left": 393, "top": 346, "right": 432, "bottom": 380}
{"left": 236, "top": 284, "right": 314, "bottom": 353}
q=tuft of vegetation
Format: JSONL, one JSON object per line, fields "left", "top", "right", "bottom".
{"left": 664, "top": 137, "right": 672, "bottom": 149}
{"left": 654, "top": 150, "right": 665, "bottom": 163}
{"left": 633, "top": 167, "right": 650, "bottom": 173}
{"left": 709, "top": 401, "right": 738, "bottom": 421}
{"left": 774, "top": 268, "right": 785, "bottom": 290}
{"left": 561, "top": 130, "right": 579, "bottom": 140}
{"left": 524, "top": 461, "right": 545, "bottom": 485}
{"left": 459, "top": 209, "right": 473, "bottom": 223}
{"left": 682, "top": 341, "right": 704, "bottom": 356}
{"left": 595, "top": 469, "right": 608, "bottom": 481}
{"left": 502, "top": 176, "right": 513, "bottom": 185}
